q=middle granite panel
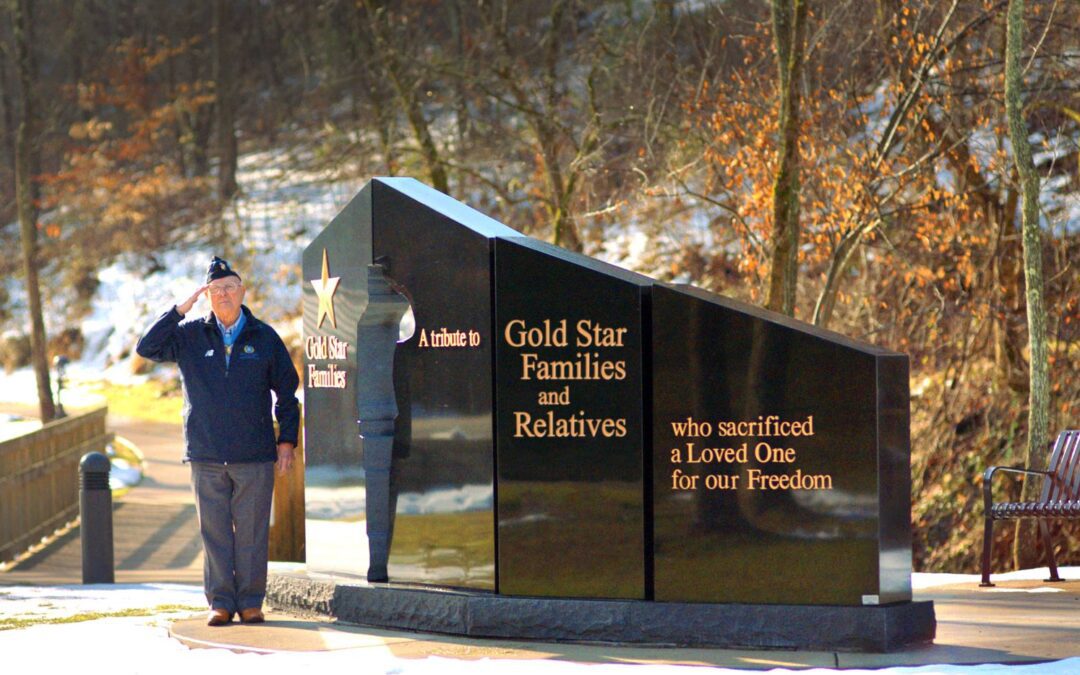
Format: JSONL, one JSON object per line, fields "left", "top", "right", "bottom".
{"left": 494, "top": 237, "right": 649, "bottom": 599}
{"left": 372, "top": 180, "right": 506, "bottom": 590}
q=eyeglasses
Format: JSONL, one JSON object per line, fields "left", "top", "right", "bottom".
{"left": 207, "top": 283, "right": 242, "bottom": 296}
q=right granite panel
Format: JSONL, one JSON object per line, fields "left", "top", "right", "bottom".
{"left": 651, "top": 284, "right": 912, "bottom": 606}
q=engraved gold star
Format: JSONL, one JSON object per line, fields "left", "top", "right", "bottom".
{"left": 311, "top": 248, "right": 340, "bottom": 329}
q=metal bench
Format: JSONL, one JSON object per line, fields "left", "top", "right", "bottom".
{"left": 980, "top": 429, "right": 1080, "bottom": 587}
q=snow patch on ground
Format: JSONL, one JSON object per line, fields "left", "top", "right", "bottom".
{"left": 0, "top": 583, "right": 205, "bottom": 618}
{"left": 2, "top": 572, "right": 1080, "bottom": 674}
{"left": 912, "top": 566, "right": 1080, "bottom": 590}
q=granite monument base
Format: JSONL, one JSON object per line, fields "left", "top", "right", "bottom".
{"left": 267, "top": 571, "right": 935, "bottom": 653}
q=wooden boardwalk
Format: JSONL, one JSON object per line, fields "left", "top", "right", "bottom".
{"left": 0, "top": 409, "right": 203, "bottom": 586}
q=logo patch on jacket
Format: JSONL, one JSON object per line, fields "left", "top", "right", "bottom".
{"left": 243, "top": 345, "right": 255, "bottom": 354}
{"left": 204, "top": 349, "right": 214, "bottom": 357}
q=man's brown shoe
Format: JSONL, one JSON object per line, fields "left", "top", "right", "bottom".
{"left": 207, "top": 608, "right": 233, "bottom": 626}
{"left": 238, "top": 607, "right": 265, "bottom": 624}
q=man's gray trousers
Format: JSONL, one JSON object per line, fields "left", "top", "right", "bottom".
{"left": 190, "top": 460, "right": 275, "bottom": 613}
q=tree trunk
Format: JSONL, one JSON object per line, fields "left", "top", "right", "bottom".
{"left": 1004, "top": 0, "right": 1049, "bottom": 571}
{"left": 811, "top": 220, "right": 871, "bottom": 328}
{"left": 13, "top": 0, "right": 55, "bottom": 422}
{"left": 990, "top": 188, "right": 1030, "bottom": 393}
{"left": 192, "top": 105, "right": 213, "bottom": 177}
{"left": 165, "top": 29, "right": 189, "bottom": 178}
{"left": 0, "top": 48, "right": 15, "bottom": 181}
{"left": 483, "top": 0, "right": 586, "bottom": 251}
{"left": 400, "top": 84, "right": 450, "bottom": 195}
{"left": 213, "top": 0, "right": 238, "bottom": 201}
{"left": 812, "top": 0, "right": 969, "bottom": 328}
{"left": 363, "top": 0, "right": 448, "bottom": 194}
{"left": 765, "top": 0, "right": 808, "bottom": 316}
{"left": 253, "top": 1, "right": 282, "bottom": 145}
{"left": 542, "top": 1, "right": 582, "bottom": 253}
{"left": 540, "top": 130, "right": 582, "bottom": 253}
{"left": 657, "top": 0, "right": 677, "bottom": 33}
{"left": 352, "top": 1, "right": 397, "bottom": 175}
{"left": 448, "top": 0, "right": 470, "bottom": 197}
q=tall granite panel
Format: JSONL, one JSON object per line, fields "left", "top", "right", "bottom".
{"left": 651, "top": 283, "right": 911, "bottom": 605}
{"left": 369, "top": 179, "right": 521, "bottom": 590}
{"left": 302, "top": 188, "right": 373, "bottom": 577}
{"left": 876, "top": 354, "right": 914, "bottom": 604}
{"left": 494, "top": 237, "right": 651, "bottom": 599}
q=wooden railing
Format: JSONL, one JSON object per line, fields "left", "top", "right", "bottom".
{"left": 0, "top": 407, "right": 112, "bottom": 564}
{"left": 269, "top": 410, "right": 305, "bottom": 563}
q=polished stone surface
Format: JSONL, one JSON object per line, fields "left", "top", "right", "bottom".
{"left": 358, "top": 264, "right": 411, "bottom": 582}
{"left": 650, "top": 283, "right": 912, "bottom": 605}
{"left": 302, "top": 189, "right": 372, "bottom": 578}
{"left": 370, "top": 179, "right": 520, "bottom": 590}
{"left": 493, "top": 238, "right": 651, "bottom": 599}
{"left": 302, "top": 189, "right": 372, "bottom": 469}
{"left": 302, "top": 179, "right": 520, "bottom": 588}
{"left": 304, "top": 178, "right": 916, "bottom": 611}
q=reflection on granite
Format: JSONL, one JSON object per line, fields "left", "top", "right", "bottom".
{"left": 373, "top": 179, "right": 502, "bottom": 590}
{"left": 494, "top": 238, "right": 651, "bottom": 599}
{"left": 357, "top": 264, "right": 410, "bottom": 582}
{"left": 651, "top": 283, "right": 911, "bottom": 605}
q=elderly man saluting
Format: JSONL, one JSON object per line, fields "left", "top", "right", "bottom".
{"left": 137, "top": 256, "right": 299, "bottom": 626}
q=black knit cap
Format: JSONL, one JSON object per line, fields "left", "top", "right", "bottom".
{"left": 205, "top": 256, "right": 241, "bottom": 284}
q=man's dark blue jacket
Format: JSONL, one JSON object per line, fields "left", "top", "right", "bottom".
{"left": 136, "top": 305, "right": 300, "bottom": 463}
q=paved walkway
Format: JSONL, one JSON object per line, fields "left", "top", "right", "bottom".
{"left": 0, "top": 405, "right": 202, "bottom": 585}
{"left": 162, "top": 574, "right": 1080, "bottom": 668}
{"left": 3, "top": 404, "right": 1080, "bottom": 668}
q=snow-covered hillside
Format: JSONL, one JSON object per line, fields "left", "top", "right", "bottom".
{"left": 4, "top": 150, "right": 367, "bottom": 391}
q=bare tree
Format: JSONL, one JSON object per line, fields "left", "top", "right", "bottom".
{"left": 1004, "top": 0, "right": 1049, "bottom": 571}
{"left": 477, "top": 0, "right": 609, "bottom": 252}
{"left": 213, "top": 0, "right": 238, "bottom": 201}
{"left": 12, "top": 0, "right": 55, "bottom": 421}
{"left": 765, "top": 0, "right": 808, "bottom": 316}
{"left": 362, "top": 0, "right": 450, "bottom": 195}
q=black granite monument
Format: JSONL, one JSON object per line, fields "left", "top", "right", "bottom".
{"left": 282, "top": 177, "right": 933, "bottom": 651}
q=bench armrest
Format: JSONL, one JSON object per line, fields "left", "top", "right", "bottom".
{"left": 982, "top": 466, "right": 1053, "bottom": 514}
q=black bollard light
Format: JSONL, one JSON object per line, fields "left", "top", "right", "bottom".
{"left": 79, "top": 451, "right": 114, "bottom": 584}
